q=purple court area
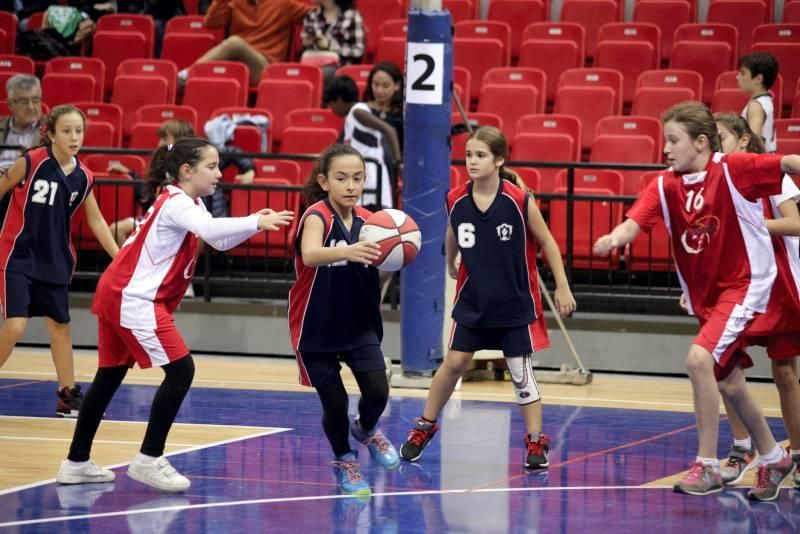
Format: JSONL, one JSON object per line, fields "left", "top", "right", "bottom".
{"left": 0, "top": 378, "right": 797, "bottom": 532}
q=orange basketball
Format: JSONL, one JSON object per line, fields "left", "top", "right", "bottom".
{"left": 359, "top": 209, "right": 422, "bottom": 271}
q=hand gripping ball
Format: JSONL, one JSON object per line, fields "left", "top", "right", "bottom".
{"left": 358, "top": 209, "right": 422, "bottom": 271}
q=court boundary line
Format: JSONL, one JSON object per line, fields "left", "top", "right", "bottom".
{"left": 0, "top": 485, "right": 678, "bottom": 528}
{"left": 0, "top": 424, "right": 291, "bottom": 497}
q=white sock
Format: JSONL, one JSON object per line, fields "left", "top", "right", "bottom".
{"left": 733, "top": 437, "right": 752, "bottom": 450}
{"left": 66, "top": 459, "right": 88, "bottom": 467}
{"left": 134, "top": 453, "right": 158, "bottom": 464}
{"left": 177, "top": 69, "right": 189, "bottom": 81}
{"left": 696, "top": 456, "right": 720, "bottom": 469}
{"left": 759, "top": 445, "right": 785, "bottom": 465}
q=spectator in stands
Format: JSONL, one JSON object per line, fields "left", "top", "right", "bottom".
{"left": 326, "top": 75, "right": 400, "bottom": 209}
{"left": 118, "top": 1, "right": 188, "bottom": 56}
{"left": 178, "top": 0, "right": 313, "bottom": 88}
{"left": 363, "top": 62, "right": 404, "bottom": 150}
{"left": 0, "top": 74, "right": 44, "bottom": 173}
{"left": 737, "top": 52, "right": 779, "bottom": 152}
{"left": 301, "top": 0, "right": 365, "bottom": 92}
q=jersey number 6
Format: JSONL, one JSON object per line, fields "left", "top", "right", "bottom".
{"left": 457, "top": 223, "right": 475, "bottom": 248}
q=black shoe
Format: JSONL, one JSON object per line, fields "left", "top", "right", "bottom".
{"left": 399, "top": 418, "right": 438, "bottom": 462}
{"left": 56, "top": 385, "right": 83, "bottom": 417}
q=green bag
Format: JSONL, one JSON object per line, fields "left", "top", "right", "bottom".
{"left": 46, "top": 6, "right": 82, "bottom": 40}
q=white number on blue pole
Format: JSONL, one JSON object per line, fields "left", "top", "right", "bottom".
{"left": 405, "top": 42, "right": 444, "bottom": 105}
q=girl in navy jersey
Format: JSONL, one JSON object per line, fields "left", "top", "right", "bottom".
{"left": 0, "top": 104, "right": 118, "bottom": 417}
{"left": 594, "top": 102, "right": 800, "bottom": 500}
{"left": 56, "top": 138, "right": 293, "bottom": 492}
{"left": 288, "top": 143, "right": 399, "bottom": 497}
{"left": 399, "top": 126, "right": 576, "bottom": 470}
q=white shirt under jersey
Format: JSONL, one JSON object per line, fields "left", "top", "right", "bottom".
{"left": 343, "top": 102, "right": 393, "bottom": 208}
{"left": 742, "top": 94, "right": 776, "bottom": 152}
{"left": 94, "top": 185, "right": 260, "bottom": 330}
{"left": 769, "top": 175, "right": 800, "bottom": 295}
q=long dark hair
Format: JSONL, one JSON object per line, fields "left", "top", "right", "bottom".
{"left": 713, "top": 112, "right": 766, "bottom": 154}
{"left": 467, "top": 126, "right": 530, "bottom": 193}
{"left": 31, "top": 104, "right": 86, "bottom": 152}
{"left": 363, "top": 61, "right": 404, "bottom": 112}
{"left": 303, "top": 143, "right": 365, "bottom": 204}
{"left": 144, "top": 137, "right": 215, "bottom": 202}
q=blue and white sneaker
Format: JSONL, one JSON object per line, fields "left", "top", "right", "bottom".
{"left": 332, "top": 452, "right": 371, "bottom": 496}
{"left": 350, "top": 419, "right": 400, "bottom": 469}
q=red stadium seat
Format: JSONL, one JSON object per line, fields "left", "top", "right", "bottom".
{"left": 75, "top": 102, "right": 123, "bottom": 147}
{"left": 110, "top": 75, "right": 169, "bottom": 137}
{"left": 83, "top": 121, "right": 116, "bottom": 148}
{"left": 286, "top": 108, "right": 343, "bottom": 132}
{"left": 710, "top": 89, "right": 749, "bottom": 114}
{"left": 454, "top": 38, "right": 507, "bottom": 100}
{"left": 45, "top": 57, "right": 105, "bottom": 101}
{"left": 165, "top": 15, "right": 224, "bottom": 44}
{"left": 279, "top": 126, "right": 340, "bottom": 180}
{"left": 549, "top": 186, "right": 623, "bottom": 269}
{"left": 443, "top": 0, "right": 474, "bottom": 24}
{"left": 519, "top": 23, "right": 585, "bottom": 103}
{"left": 596, "top": 115, "right": 662, "bottom": 156}
{"left": 262, "top": 63, "right": 324, "bottom": 108}
{"left": 670, "top": 41, "right": 733, "bottom": 103}
{"left": 633, "top": 0, "right": 693, "bottom": 62}
{"left": 373, "top": 37, "right": 407, "bottom": 74}
{"left": 555, "top": 168, "right": 624, "bottom": 194}
{"left": 117, "top": 59, "right": 178, "bottom": 104}
{"left": 784, "top": 1, "right": 800, "bottom": 22}
{"left": 455, "top": 20, "right": 512, "bottom": 65}
{"left": 0, "top": 12, "right": 16, "bottom": 54}
{"left": 555, "top": 85, "right": 619, "bottom": 151}
{"left": 481, "top": 67, "right": 546, "bottom": 112}
{"left": 516, "top": 113, "right": 582, "bottom": 159}
{"left": 487, "top": 0, "right": 546, "bottom": 59}
{"left": 453, "top": 66, "right": 472, "bottom": 109}
{"left": 360, "top": 0, "right": 404, "bottom": 58}
{"left": 161, "top": 32, "right": 216, "bottom": 71}
{"left": 183, "top": 77, "right": 242, "bottom": 129}
{"left": 511, "top": 133, "right": 577, "bottom": 193}
{"left": 751, "top": 43, "right": 800, "bottom": 109}
{"left": 477, "top": 84, "right": 541, "bottom": 140}
{"left": 253, "top": 159, "right": 302, "bottom": 184}
{"left": 631, "top": 87, "right": 696, "bottom": 118}
{"left": 637, "top": 69, "right": 703, "bottom": 99}
{"left": 336, "top": 64, "right": 373, "bottom": 97}
{"left": 136, "top": 105, "right": 198, "bottom": 132}
{"left": 628, "top": 170, "right": 673, "bottom": 271}
{"left": 377, "top": 19, "right": 407, "bottom": 41}
{"left": 515, "top": 167, "right": 542, "bottom": 193}
{"left": 589, "top": 134, "right": 657, "bottom": 194}
{"left": 559, "top": 67, "right": 624, "bottom": 113}
{"left": 92, "top": 31, "right": 149, "bottom": 92}
{"left": 77, "top": 174, "right": 136, "bottom": 247}
{"left": 189, "top": 61, "right": 250, "bottom": 106}
{"left": 255, "top": 79, "right": 315, "bottom": 145}
{"left": 707, "top": 0, "right": 767, "bottom": 54}
{"left": 97, "top": 14, "right": 155, "bottom": 57}
{"left": 229, "top": 178, "right": 300, "bottom": 258}
{"left": 128, "top": 122, "right": 162, "bottom": 149}
{"left": 84, "top": 154, "right": 147, "bottom": 177}
{"left": 775, "top": 119, "right": 800, "bottom": 153}
{"left": 560, "top": 0, "right": 620, "bottom": 59}
{"left": 674, "top": 23, "right": 739, "bottom": 61}
{"left": 41, "top": 73, "right": 96, "bottom": 108}
{"left": 595, "top": 24, "right": 661, "bottom": 104}
{"left": 752, "top": 23, "right": 800, "bottom": 46}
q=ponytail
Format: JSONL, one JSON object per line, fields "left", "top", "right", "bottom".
{"left": 144, "top": 137, "right": 214, "bottom": 202}
{"left": 500, "top": 167, "right": 532, "bottom": 194}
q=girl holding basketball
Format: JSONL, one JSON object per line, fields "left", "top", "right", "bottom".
{"left": 399, "top": 126, "right": 576, "bottom": 470}
{"left": 288, "top": 143, "right": 399, "bottom": 497}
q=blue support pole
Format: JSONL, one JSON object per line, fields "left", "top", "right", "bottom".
{"left": 399, "top": 8, "right": 453, "bottom": 375}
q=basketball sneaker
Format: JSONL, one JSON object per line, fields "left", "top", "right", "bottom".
{"left": 524, "top": 433, "right": 550, "bottom": 469}
{"left": 720, "top": 445, "right": 756, "bottom": 485}
{"left": 56, "top": 460, "right": 115, "bottom": 484}
{"left": 128, "top": 456, "right": 191, "bottom": 492}
{"left": 792, "top": 451, "right": 800, "bottom": 488}
{"left": 56, "top": 385, "right": 83, "bottom": 418}
{"left": 399, "top": 417, "right": 438, "bottom": 462}
{"left": 332, "top": 452, "right": 371, "bottom": 496}
{"left": 673, "top": 462, "right": 723, "bottom": 496}
{"left": 748, "top": 453, "right": 795, "bottom": 501}
{"left": 350, "top": 419, "right": 400, "bottom": 469}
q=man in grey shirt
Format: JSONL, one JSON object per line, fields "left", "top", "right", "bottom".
{"left": 0, "top": 74, "right": 43, "bottom": 172}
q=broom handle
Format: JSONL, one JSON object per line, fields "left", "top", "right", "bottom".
{"left": 452, "top": 88, "right": 588, "bottom": 374}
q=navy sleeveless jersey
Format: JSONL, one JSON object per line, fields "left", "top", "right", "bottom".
{"left": 0, "top": 147, "right": 93, "bottom": 284}
{"left": 447, "top": 179, "right": 546, "bottom": 329}
{"left": 288, "top": 200, "right": 382, "bottom": 352}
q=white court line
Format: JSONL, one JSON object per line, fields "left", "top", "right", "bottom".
{"left": 0, "top": 423, "right": 290, "bottom": 497}
{"left": 0, "top": 436, "right": 197, "bottom": 447}
{"left": 0, "top": 415, "right": 275, "bottom": 431}
{"left": 0, "top": 485, "right": 677, "bottom": 528}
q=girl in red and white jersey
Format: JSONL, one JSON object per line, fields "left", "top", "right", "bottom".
{"left": 708, "top": 113, "right": 800, "bottom": 488}
{"left": 0, "top": 104, "right": 118, "bottom": 417}
{"left": 56, "top": 137, "right": 293, "bottom": 492}
{"left": 594, "top": 102, "right": 800, "bottom": 501}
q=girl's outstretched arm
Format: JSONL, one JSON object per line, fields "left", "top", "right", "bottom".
{"left": 300, "top": 213, "right": 380, "bottom": 267}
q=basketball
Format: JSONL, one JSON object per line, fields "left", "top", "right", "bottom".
{"left": 359, "top": 209, "right": 422, "bottom": 271}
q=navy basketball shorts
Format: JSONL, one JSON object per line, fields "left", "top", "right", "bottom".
{"left": 299, "top": 344, "right": 386, "bottom": 388}
{"left": 449, "top": 323, "right": 534, "bottom": 356}
{"left": 0, "top": 270, "right": 70, "bottom": 323}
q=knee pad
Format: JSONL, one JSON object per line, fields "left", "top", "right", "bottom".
{"left": 507, "top": 353, "right": 541, "bottom": 405}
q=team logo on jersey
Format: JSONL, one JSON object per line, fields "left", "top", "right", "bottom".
{"left": 496, "top": 223, "right": 513, "bottom": 241}
{"left": 183, "top": 257, "right": 196, "bottom": 279}
{"left": 69, "top": 192, "right": 78, "bottom": 205}
{"left": 680, "top": 215, "right": 720, "bottom": 254}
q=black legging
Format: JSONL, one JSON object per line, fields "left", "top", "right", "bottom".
{"left": 315, "top": 369, "right": 389, "bottom": 457}
{"left": 68, "top": 356, "right": 195, "bottom": 462}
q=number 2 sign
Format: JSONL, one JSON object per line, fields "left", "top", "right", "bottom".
{"left": 405, "top": 42, "right": 444, "bottom": 105}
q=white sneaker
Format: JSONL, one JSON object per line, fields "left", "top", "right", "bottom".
{"left": 127, "top": 456, "right": 191, "bottom": 492}
{"left": 56, "top": 460, "right": 115, "bottom": 484}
